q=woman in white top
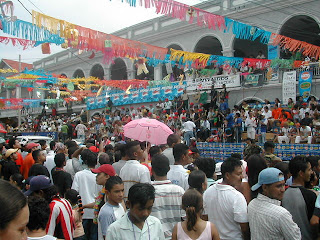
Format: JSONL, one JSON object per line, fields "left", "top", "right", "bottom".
{"left": 172, "top": 189, "right": 220, "bottom": 240}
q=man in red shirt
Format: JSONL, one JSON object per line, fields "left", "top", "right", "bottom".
{"left": 272, "top": 105, "right": 283, "bottom": 120}
{"left": 8, "top": 138, "right": 24, "bottom": 174}
{"left": 22, "top": 142, "right": 40, "bottom": 179}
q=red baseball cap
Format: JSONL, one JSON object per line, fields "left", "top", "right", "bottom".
{"left": 89, "top": 146, "right": 99, "bottom": 153}
{"left": 148, "top": 112, "right": 152, "bottom": 116}
{"left": 91, "top": 164, "right": 116, "bottom": 176}
{"left": 26, "top": 142, "right": 40, "bottom": 150}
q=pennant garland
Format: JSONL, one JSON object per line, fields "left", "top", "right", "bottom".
{"left": 0, "top": 36, "right": 36, "bottom": 50}
{"left": 0, "top": 68, "right": 18, "bottom": 73}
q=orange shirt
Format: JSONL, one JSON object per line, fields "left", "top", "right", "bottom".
{"left": 272, "top": 108, "right": 282, "bottom": 119}
{"left": 22, "top": 153, "right": 35, "bottom": 179}
{"left": 15, "top": 152, "right": 24, "bottom": 174}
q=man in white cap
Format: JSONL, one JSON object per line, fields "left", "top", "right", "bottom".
{"left": 248, "top": 168, "right": 301, "bottom": 239}
{"left": 1, "top": 149, "right": 19, "bottom": 180}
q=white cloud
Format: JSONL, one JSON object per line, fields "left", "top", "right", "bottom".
{"left": 0, "top": 0, "right": 203, "bottom": 63}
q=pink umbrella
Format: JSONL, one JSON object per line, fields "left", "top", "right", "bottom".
{"left": 123, "top": 118, "right": 173, "bottom": 145}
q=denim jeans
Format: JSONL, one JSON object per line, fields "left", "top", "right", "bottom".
{"left": 82, "top": 219, "right": 98, "bottom": 240}
{"left": 184, "top": 131, "right": 194, "bottom": 147}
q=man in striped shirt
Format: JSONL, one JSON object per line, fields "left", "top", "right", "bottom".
{"left": 248, "top": 168, "right": 301, "bottom": 240}
{"left": 120, "top": 141, "right": 151, "bottom": 200}
{"left": 150, "top": 154, "right": 185, "bottom": 240}
{"left": 25, "top": 175, "right": 74, "bottom": 240}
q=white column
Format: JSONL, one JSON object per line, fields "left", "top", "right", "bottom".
{"left": 222, "top": 48, "right": 235, "bottom": 57}
{"left": 154, "top": 64, "right": 162, "bottom": 81}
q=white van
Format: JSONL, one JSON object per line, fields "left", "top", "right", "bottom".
{"left": 16, "top": 135, "right": 54, "bottom": 147}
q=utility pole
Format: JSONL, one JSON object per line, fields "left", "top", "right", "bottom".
{"left": 17, "top": 54, "right": 22, "bottom": 127}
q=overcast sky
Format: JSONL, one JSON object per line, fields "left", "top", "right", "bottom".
{"left": 0, "top": 0, "right": 203, "bottom": 63}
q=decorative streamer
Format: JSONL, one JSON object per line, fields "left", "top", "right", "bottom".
{"left": 0, "top": 35, "right": 35, "bottom": 49}
{"left": 0, "top": 15, "right": 65, "bottom": 45}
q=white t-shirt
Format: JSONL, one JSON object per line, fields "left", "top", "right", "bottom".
{"left": 119, "top": 160, "right": 151, "bottom": 200}
{"left": 98, "top": 202, "right": 125, "bottom": 240}
{"left": 72, "top": 169, "right": 101, "bottom": 219}
{"left": 44, "top": 150, "right": 55, "bottom": 182}
{"left": 167, "top": 165, "right": 189, "bottom": 190}
{"left": 203, "top": 184, "right": 248, "bottom": 240}
{"left": 300, "top": 126, "right": 312, "bottom": 137}
{"left": 162, "top": 148, "right": 175, "bottom": 165}
{"left": 262, "top": 110, "right": 272, "bottom": 119}
{"left": 183, "top": 121, "right": 196, "bottom": 132}
{"left": 28, "top": 235, "right": 57, "bottom": 240}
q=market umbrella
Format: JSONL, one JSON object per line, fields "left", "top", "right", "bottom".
{"left": 123, "top": 118, "right": 173, "bottom": 145}
{"left": 0, "top": 124, "right": 6, "bottom": 133}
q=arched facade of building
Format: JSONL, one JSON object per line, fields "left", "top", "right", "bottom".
{"left": 111, "top": 58, "right": 128, "bottom": 80}
{"left": 193, "top": 35, "right": 223, "bottom": 55}
{"left": 90, "top": 64, "right": 105, "bottom": 80}
{"left": 279, "top": 14, "right": 320, "bottom": 59}
{"left": 73, "top": 69, "right": 85, "bottom": 78}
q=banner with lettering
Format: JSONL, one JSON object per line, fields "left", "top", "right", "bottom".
{"left": 299, "top": 71, "right": 313, "bottom": 102}
{"left": 186, "top": 74, "right": 240, "bottom": 91}
{"left": 86, "top": 82, "right": 186, "bottom": 110}
{"left": 243, "top": 74, "right": 260, "bottom": 86}
{"left": 282, "top": 71, "right": 297, "bottom": 105}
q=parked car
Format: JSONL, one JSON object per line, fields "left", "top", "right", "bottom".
{"left": 16, "top": 135, "right": 54, "bottom": 148}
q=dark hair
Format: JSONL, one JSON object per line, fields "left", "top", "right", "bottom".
{"left": 125, "top": 141, "right": 141, "bottom": 159}
{"left": 10, "top": 173, "right": 24, "bottom": 189}
{"left": 115, "top": 143, "right": 126, "bottom": 158}
{"left": 32, "top": 149, "right": 41, "bottom": 162}
{"left": 107, "top": 152, "right": 114, "bottom": 164}
{"left": 0, "top": 179, "right": 27, "bottom": 230}
{"left": 182, "top": 189, "right": 203, "bottom": 231}
{"left": 128, "top": 183, "right": 155, "bottom": 208}
{"left": 274, "top": 162, "right": 290, "bottom": 177}
{"left": 247, "top": 154, "right": 267, "bottom": 188}
{"left": 34, "top": 185, "right": 59, "bottom": 203}
{"left": 221, "top": 157, "right": 242, "bottom": 178}
{"left": 54, "top": 153, "right": 66, "bottom": 168}
{"left": 167, "top": 134, "right": 180, "bottom": 147}
{"left": 27, "top": 196, "right": 50, "bottom": 231}
{"left": 230, "top": 153, "right": 242, "bottom": 160}
{"left": 173, "top": 143, "right": 189, "bottom": 163}
{"left": 289, "top": 156, "right": 310, "bottom": 179}
{"left": 188, "top": 170, "right": 206, "bottom": 194}
{"left": 68, "top": 146, "right": 78, "bottom": 159}
{"left": 49, "top": 141, "right": 56, "bottom": 151}
{"left": 151, "top": 154, "right": 170, "bottom": 177}
{"left": 264, "top": 141, "right": 275, "bottom": 151}
{"left": 149, "top": 146, "right": 161, "bottom": 158}
{"left": 81, "top": 149, "right": 97, "bottom": 167}
{"left": 194, "top": 157, "right": 215, "bottom": 179}
{"left": 37, "top": 140, "right": 46, "bottom": 147}
{"left": 114, "top": 151, "right": 122, "bottom": 162}
{"left": 65, "top": 189, "right": 80, "bottom": 205}
{"left": 8, "top": 137, "right": 18, "bottom": 149}
{"left": 307, "top": 156, "right": 320, "bottom": 169}
{"left": 104, "top": 144, "right": 114, "bottom": 152}
{"left": 105, "top": 176, "right": 123, "bottom": 192}
{"left": 65, "top": 140, "right": 78, "bottom": 149}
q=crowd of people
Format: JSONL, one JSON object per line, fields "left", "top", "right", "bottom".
{"left": 4, "top": 86, "right": 320, "bottom": 147}
{"left": 0, "top": 127, "right": 320, "bottom": 239}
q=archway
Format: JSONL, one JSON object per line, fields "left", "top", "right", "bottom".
{"left": 111, "top": 58, "right": 127, "bottom": 80}
{"left": 90, "top": 64, "right": 105, "bottom": 80}
{"left": 162, "top": 44, "right": 184, "bottom": 79}
{"left": 280, "top": 15, "right": 320, "bottom": 59}
{"left": 194, "top": 36, "right": 223, "bottom": 55}
{"left": 233, "top": 38, "right": 267, "bottom": 58}
{"left": 73, "top": 69, "right": 85, "bottom": 78}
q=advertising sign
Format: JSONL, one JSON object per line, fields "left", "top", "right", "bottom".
{"left": 186, "top": 74, "right": 240, "bottom": 91}
{"left": 299, "top": 71, "right": 313, "bottom": 102}
{"left": 282, "top": 71, "right": 296, "bottom": 105}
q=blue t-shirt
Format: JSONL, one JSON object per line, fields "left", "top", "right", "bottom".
{"left": 226, "top": 113, "right": 234, "bottom": 128}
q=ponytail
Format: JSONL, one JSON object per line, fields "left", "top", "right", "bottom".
{"left": 77, "top": 194, "right": 84, "bottom": 216}
{"left": 186, "top": 206, "right": 197, "bottom": 231}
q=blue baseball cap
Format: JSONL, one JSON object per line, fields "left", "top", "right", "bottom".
{"left": 251, "top": 168, "right": 284, "bottom": 191}
{"left": 24, "top": 175, "right": 52, "bottom": 196}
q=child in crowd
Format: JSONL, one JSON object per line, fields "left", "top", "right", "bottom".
{"left": 172, "top": 189, "right": 220, "bottom": 240}
{"left": 65, "top": 189, "right": 85, "bottom": 240}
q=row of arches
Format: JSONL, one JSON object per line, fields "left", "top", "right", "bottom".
{"left": 62, "top": 15, "right": 320, "bottom": 80}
